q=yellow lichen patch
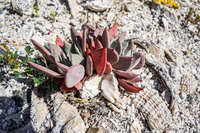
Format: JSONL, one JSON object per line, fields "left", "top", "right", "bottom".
{"left": 153, "top": 0, "right": 181, "bottom": 8}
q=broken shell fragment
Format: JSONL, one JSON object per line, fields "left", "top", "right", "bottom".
{"left": 101, "top": 73, "right": 120, "bottom": 103}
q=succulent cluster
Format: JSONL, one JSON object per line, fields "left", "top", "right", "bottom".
{"left": 28, "top": 24, "right": 145, "bottom": 93}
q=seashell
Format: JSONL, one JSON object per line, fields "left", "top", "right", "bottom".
{"left": 133, "top": 91, "right": 172, "bottom": 131}
{"left": 86, "top": 0, "right": 115, "bottom": 12}
{"left": 180, "top": 73, "right": 197, "bottom": 94}
{"left": 101, "top": 73, "right": 120, "bottom": 103}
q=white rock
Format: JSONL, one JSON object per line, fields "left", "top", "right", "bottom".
{"left": 52, "top": 22, "right": 67, "bottom": 29}
{"left": 101, "top": 73, "right": 120, "bottom": 103}
{"left": 67, "top": 0, "right": 80, "bottom": 17}
{"left": 86, "top": 0, "right": 115, "bottom": 12}
{"left": 31, "top": 35, "right": 45, "bottom": 46}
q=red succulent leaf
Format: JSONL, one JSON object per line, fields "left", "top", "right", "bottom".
{"left": 82, "top": 28, "right": 87, "bottom": 53}
{"left": 108, "top": 24, "right": 117, "bottom": 40}
{"left": 27, "top": 61, "right": 64, "bottom": 78}
{"left": 90, "top": 48, "right": 107, "bottom": 76}
{"left": 105, "top": 62, "right": 112, "bottom": 74}
{"left": 131, "top": 52, "right": 145, "bottom": 69}
{"left": 107, "top": 48, "right": 119, "bottom": 65}
{"left": 85, "top": 47, "right": 91, "bottom": 58}
{"left": 30, "top": 39, "right": 55, "bottom": 63}
{"left": 117, "top": 78, "right": 143, "bottom": 93}
{"left": 113, "top": 70, "right": 138, "bottom": 79}
{"left": 64, "top": 65, "right": 85, "bottom": 88}
{"left": 86, "top": 55, "right": 93, "bottom": 76}
{"left": 74, "top": 82, "right": 83, "bottom": 90}
{"left": 56, "top": 35, "right": 64, "bottom": 47}
{"left": 90, "top": 38, "right": 95, "bottom": 52}
{"left": 102, "top": 27, "right": 110, "bottom": 48}
{"left": 112, "top": 56, "right": 133, "bottom": 71}
{"left": 60, "top": 80, "right": 75, "bottom": 91}
{"left": 95, "top": 39, "right": 103, "bottom": 50}
{"left": 126, "top": 76, "right": 142, "bottom": 84}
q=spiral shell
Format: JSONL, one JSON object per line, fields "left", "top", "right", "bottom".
{"left": 133, "top": 91, "right": 172, "bottom": 131}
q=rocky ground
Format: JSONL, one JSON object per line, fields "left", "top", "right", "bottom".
{"left": 0, "top": 0, "right": 200, "bottom": 133}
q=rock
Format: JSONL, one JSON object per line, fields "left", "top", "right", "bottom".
{"left": 31, "top": 35, "right": 45, "bottom": 46}
{"left": 51, "top": 92, "right": 86, "bottom": 133}
{"left": 31, "top": 88, "right": 86, "bottom": 132}
{"left": 67, "top": 0, "right": 80, "bottom": 17}
{"left": 10, "top": 0, "right": 33, "bottom": 16}
{"left": 130, "top": 120, "right": 142, "bottom": 133}
{"left": 30, "top": 89, "right": 52, "bottom": 132}
{"left": 52, "top": 22, "right": 67, "bottom": 29}
{"left": 86, "top": 0, "right": 115, "bottom": 12}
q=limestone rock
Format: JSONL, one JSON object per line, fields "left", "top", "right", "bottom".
{"left": 31, "top": 89, "right": 86, "bottom": 132}
{"left": 67, "top": 0, "right": 80, "bottom": 17}
{"left": 86, "top": 0, "right": 115, "bottom": 12}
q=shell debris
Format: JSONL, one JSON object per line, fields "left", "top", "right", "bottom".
{"left": 180, "top": 73, "right": 198, "bottom": 94}
{"left": 133, "top": 91, "right": 172, "bottom": 131}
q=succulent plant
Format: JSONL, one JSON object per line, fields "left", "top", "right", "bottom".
{"left": 28, "top": 23, "right": 145, "bottom": 93}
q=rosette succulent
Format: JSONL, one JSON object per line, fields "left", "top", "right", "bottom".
{"left": 28, "top": 23, "right": 145, "bottom": 93}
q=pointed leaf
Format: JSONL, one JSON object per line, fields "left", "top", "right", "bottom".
{"left": 127, "top": 76, "right": 142, "bottom": 84}
{"left": 95, "top": 39, "right": 103, "bottom": 50}
{"left": 132, "top": 52, "right": 145, "bottom": 69}
{"left": 110, "top": 38, "right": 122, "bottom": 55}
{"left": 55, "top": 62, "right": 69, "bottom": 75}
{"left": 91, "top": 48, "right": 107, "bottom": 76}
{"left": 48, "top": 43, "right": 69, "bottom": 65}
{"left": 86, "top": 55, "right": 93, "bottom": 75}
{"left": 113, "top": 70, "right": 138, "bottom": 79}
{"left": 124, "top": 39, "right": 135, "bottom": 56}
{"left": 118, "top": 78, "right": 143, "bottom": 93}
{"left": 85, "top": 46, "right": 91, "bottom": 58}
{"left": 112, "top": 56, "right": 133, "bottom": 71}
{"left": 108, "top": 24, "right": 117, "bottom": 40}
{"left": 70, "top": 26, "right": 81, "bottom": 44}
{"left": 71, "top": 44, "right": 83, "bottom": 55}
{"left": 105, "top": 62, "right": 112, "bottom": 74}
{"left": 90, "top": 38, "right": 95, "bottom": 52}
{"left": 27, "top": 61, "right": 64, "bottom": 78}
{"left": 30, "top": 39, "right": 55, "bottom": 63}
{"left": 71, "top": 53, "right": 85, "bottom": 65}
{"left": 65, "top": 65, "right": 85, "bottom": 88}
{"left": 107, "top": 48, "right": 119, "bottom": 65}
{"left": 56, "top": 35, "right": 64, "bottom": 47}
{"left": 126, "top": 57, "right": 141, "bottom": 71}
{"left": 102, "top": 28, "right": 110, "bottom": 47}
{"left": 82, "top": 28, "right": 87, "bottom": 53}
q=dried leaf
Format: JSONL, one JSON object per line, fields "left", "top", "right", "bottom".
{"left": 56, "top": 35, "right": 64, "bottom": 47}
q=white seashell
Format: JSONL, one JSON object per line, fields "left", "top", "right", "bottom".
{"left": 180, "top": 73, "right": 198, "bottom": 94}
{"left": 101, "top": 73, "right": 120, "bottom": 103}
{"left": 86, "top": 0, "right": 115, "bottom": 12}
{"left": 133, "top": 91, "right": 172, "bottom": 131}
{"left": 130, "top": 120, "right": 142, "bottom": 133}
{"left": 80, "top": 75, "right": 102, "bottom": 100}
